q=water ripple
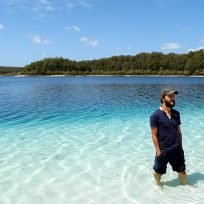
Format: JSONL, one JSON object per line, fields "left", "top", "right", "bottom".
{"left": 1, "top": 76, "right": 204, "bottom": 203}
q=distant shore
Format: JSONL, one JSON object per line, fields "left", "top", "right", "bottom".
{"left": 0, "top": 74, "right": 203, "bottom": 77}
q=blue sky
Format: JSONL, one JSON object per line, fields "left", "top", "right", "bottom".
{"left": 1, "top": 0, "right": 204, "bottom": 66}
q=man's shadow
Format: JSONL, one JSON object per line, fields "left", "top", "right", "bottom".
{"left": 162, "top": 172, "right": 204, "bottom": 187}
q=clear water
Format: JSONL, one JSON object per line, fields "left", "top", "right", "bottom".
{"left": 0, "top": 76, "right": 204, "bottom": 204}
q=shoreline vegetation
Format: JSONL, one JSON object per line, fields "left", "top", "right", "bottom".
{"left": 6, "top": 75, "right": 204, "bottom": 77}
{"left": 1, "top": 50, "right": 204, "bottom": 76}
{"left": 0, "top": 66, "right": 22, "bottom": 75}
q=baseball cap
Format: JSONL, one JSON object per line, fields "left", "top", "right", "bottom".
{"left": 160, "top": 88, "right": 178, "bottom": 98}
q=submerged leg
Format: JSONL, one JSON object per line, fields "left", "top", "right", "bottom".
{"left": 178, "top": 171, "right": 187, "bottom": 185}
{"left": 154, "top": 172, "right": 162, "bottom": 186}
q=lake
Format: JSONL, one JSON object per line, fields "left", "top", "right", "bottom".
{"left": 0, "top": 76, "right": 204, "bottom": 204}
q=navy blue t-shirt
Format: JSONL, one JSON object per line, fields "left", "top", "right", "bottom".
{"left": 150, "top": 108, "right": 181, "bottom": 152}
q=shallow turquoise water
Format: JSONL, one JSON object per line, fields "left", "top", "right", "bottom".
{"left": 0, "top": 76, "right": 204, "bottom": 204}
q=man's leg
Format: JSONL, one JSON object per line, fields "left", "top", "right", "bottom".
{"left": 154, "top": 172, "right": 162, "bottom": 186}
{"left": 178, "top": 171, "right": 187, "bottom": 185}
{"left": 153, "top": 152, "right": 167, "bottom": 187}
{"left": 170, "top": 148, "right": 187, "bottom": 185}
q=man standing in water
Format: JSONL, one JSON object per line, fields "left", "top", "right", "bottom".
{"left": 150, "top": 88, "right": 187, "bottom": 187}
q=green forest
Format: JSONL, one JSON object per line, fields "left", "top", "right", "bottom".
{"left": 3, "top": 49, "right": 204, "bottom": 75}
{"left": 0, "top": 66, "right": 22, "bottom": 75}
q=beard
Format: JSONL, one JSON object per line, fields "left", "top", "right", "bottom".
{"left": 164, "top": 99, "right": 175, "bottom": 108}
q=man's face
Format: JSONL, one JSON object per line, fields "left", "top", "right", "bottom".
{"left": 163, "top": 94, "right": 176, "bottom": 108}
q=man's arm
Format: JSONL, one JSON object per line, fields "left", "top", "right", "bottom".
{"left": 151, "top": 127, "right": 161, "bottom": 156}
{"left": 178, "top": 125, "right": 182, "bottom": 147}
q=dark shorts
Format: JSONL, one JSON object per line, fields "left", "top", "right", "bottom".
{"left": 153, "top": 148, "right": 186, "bottom": 174}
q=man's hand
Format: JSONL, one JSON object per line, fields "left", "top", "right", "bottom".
{"left": 151, "top": 127, "right": 161, "bottom": 156}
{"left": 156, "top": 150, "right": 161, "bottom": 156}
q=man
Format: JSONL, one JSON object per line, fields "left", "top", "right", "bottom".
{"left": 150, "top": 88, "right": 187, "bottom": 187}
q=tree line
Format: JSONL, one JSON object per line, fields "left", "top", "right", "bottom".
{"left": 20, "top": 49, "right": 204, "bottom": 75}
{"left": 0, "top": 66, "right": 22, "bottom": 75}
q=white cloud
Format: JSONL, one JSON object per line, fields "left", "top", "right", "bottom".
{"left": 40, "top": 0, "right": 49, "bottom": 5}
{"left": 161, "top": 43, "right": 181, "bottom": 50}
{"left": 72, "top": 26, "right": 80, "bottom": 32}
{"left": 187, "top": 38, "right": 204, "bottom": 52}
{"left": 187, "top": 46, "right": 204, "bottom": 52}
{"left": 33, "top": 35, "right": 42, "bottom": 44}
{"left": 3, "top": 0, "right": 15, "bottom": 6}
{"left": 66, "top": 2, "right": 76, "bottom": 9}
{"left": 66, "top": 0, "right": 91, "bottom": 10}
{"left": 0, "top": 24, "right": 4, "bottom": 30}
{"left": 39, "top": 0, "right": 55, "bottom": 11}
{"left": 45, "top": 6, "right": 54, "bottom": 11}
{"left": 2, "top": 0, "right": 91, "bottom": 15}
{"left": 2, "top": 0, "right": 56, "bottom": 16}
{"left": 31, "top": 34, "right": 50, "bottom": 45}
{"left": 65, "top": 26, "right": 80, "bottom": 32}
{"left": 79, "top": 0, "right": 91, "bottom": 8}
{"left": 80, "top": 36, "right": 98, "bottom": 47}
